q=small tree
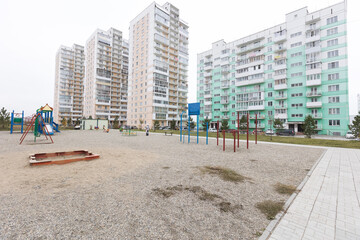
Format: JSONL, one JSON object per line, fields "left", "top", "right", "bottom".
{"left": 139, "top": 119, "right": 144, "bottom": 130}
{"left": 304, "top": 115, "right": 317, "bottom": 138}
{"left": 61, "top": 118, "right": 67, "bottom": 127}
{"left": 349, "top": 115, "right": 360, "bottom": 139}
{"left": 239, "top": 115, "right": 247, "bottom": 130}
{"left": 202, "top": 117, "right": 211, "bottom": 130}
{"left": 153, "top": 120, "right": 160, "bottom": 131}
{"left": 88, "top": 116, "right": 93, "bottom": 120}
{"left": 67, "top": 118, "right": 72, "bottom": 127}
{"left": 75, "top": 119, "right": 81, "bottom": 126}
{"left": 0, "top": 107, "right": 10, "bottom": 129}
{"left": 273, "top": 118, "right": 283, "bottom": 130}
{"left": 113, "top": 116, "right": 119, "bottom": 129}
{"left": 170, "top": 119, "right": 176, "bottom": 130}
{"left": 220, "top": 119, "right": 229, "bottom": 131}
{"left": 186, "top": 117, "right": 196, "bottom": 130}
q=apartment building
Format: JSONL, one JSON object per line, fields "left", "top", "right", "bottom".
{"left": 54, "top": 44, "right": 85, "bottom": 124}
{"left": 358, "top": 94, "right": 360, "bottom": 114}
{"left": 84, "top": 28, "right": 129, "bottom": 126}
{"left": 197, "top": 2, "right": 349, "bottom": 136}
{"left": 127, "top": 2, "right": 189, "bottom": 128}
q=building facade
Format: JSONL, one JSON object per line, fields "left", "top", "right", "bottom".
{"left": 127, "top": 2, "right": 189, "bottom": 128}
{"left": 358, "top": 94, "right": 360, "bottom": 114}
{"left": 197, "top": 2, "right": 349, "bottom": 136}
{"left": 54, "top": 44, "right": 85, "bottom": 124}
{"left": 84, "top": 28, "right": 129, "bottom": 126}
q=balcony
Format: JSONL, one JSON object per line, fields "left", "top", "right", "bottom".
{"left": 305, "top": 46, "right": 321, "bottom": 54}
{"left": 275, "top": 104, "right": 287, "bottom": 109}
{"left": 274, "top": 34, "right": 286, "bottom": 43}
{"left": 204, "top": 65, "right": 212, "bottom": 71}
{"left": 306, "top": 101, "right": 322, "bottom": 108}
{"left": 250, "top": 114, "right": 266, "bottom": 119}
{"left": 306, "top": 58, "right": 321, "bottom": 64}
{"left": 306, "top": 91, "right": 322, "bottom": 97}
{"left": 204, "top": 93, "right": 212, "bottom": 98}
{"left": 221, "top": 82, "right": 230, "bottom": 89}
{"left": 221, "top": 107, "right": 229, "bottom": 112}
{"left": 274, "top": 46, "right": 287, "bottom": 53}
{"left": 305, "top": 34, "right": 320, "bottom": 43}
{"left": 309, "top": 113, "right": 322, "bottom": 119}
{"left": 306, "top": 68, "right": 321, "bottom": 76}
{"left": 274, "top": 63, "right": 286, "bottom": 71}
{"left": 274, "top": 83, "right": 287, "bottom": 90}
{"left": 204, "top": 71, "right": 212, "bottom": 77}
{"left": 248, "top": 104, "right": 265, "bottom": 111}
{"left": 306, "top": 79, "right": 321, "bottom": 86}
{"left": 249, "top": 123, "right": 265, "bottom": 128}
{"left": 220, "top": 99, "right": 229, "bottom": 104}
{"left": 275, "top": 113, "right": 288, "bottom": 119}
{"left": 154, "top": 34, "right": 169, "bottom": 46}
{"left": 221, "top": 115, "right": 230, "bottom": 120}
{"left": 315, "top": 124, "right": 322, "bottom": 130}
{"left": 273, "top": 72, "right": 287, "bottom": 80}
{"left": 275, "top": 93, "right": 287, "bottom": 100}
{"left": 235, "top": 78, "right": 264, "bottom": 87}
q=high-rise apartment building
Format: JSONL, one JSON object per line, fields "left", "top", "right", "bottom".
{"left": 197, "top": 2, "right": 349, "bottom": 136}
{"left": 128, "top": 2, "right": 189, "bottom": 128}
{"left": 357, "top": 94, "right": 360, "bottom": 114}
{"left": 54, "top": 44, "right": 85, "bottom": 124}
{"left": 84, "top": 28, "right": 129, "bottom": 126}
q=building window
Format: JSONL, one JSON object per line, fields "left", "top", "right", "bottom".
{"left": 328, "top": 96, "right": 340, "bottom": 103}
{"left": 268, "top": 101, "right": 273, "bottom": 107}
{"left": 268, "top": 83, "right": 273, "bottom": 88}
{"left": 290, "top": 42, "right": 302, "bottom": 48}
{"left": 327, "top": 39, "right": 338, "bottom": 47}
{"left": 290, "top": 32, "right": 302, "bottom": 38}
{"left": 267, "top": 55, "right": 272, "bottom": 61}
{"left": 328, "top": 73, "right": 339, "bottom": 80}
{"left": 327, "top": 50, "right": 339, "bottom": 58}
{"left": 328, "top": 61, "right": 339, "bottom": 69}
{"left": 327, "top": 27, "right": 338, "bottom": 36}
{"left": 268, "top": 92, "right": 273, "bottom": 97}
{"left": 329, "top": 120, "right": 340, "bottom": 126}
{"left": 327, "top": 16, "right": 338, "bottom": 25}
{"left": 329, "top": 108, "right": 340, "bottom": 115}
{"left": 328, "top": 85, "right": 339, "bottom": 92}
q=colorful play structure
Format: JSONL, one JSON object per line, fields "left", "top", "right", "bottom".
{"left": 10, "top": 110, "right": 24, "bottom": 134}
{"left": 19, "top": 104, "right": 60, "bottom": 144}
{"left": 180, "top": 104, "right": 260, "bottom": 153}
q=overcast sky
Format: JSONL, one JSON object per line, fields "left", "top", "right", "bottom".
{"left": 0, "top": 0, "right": 359, "bottom": 116}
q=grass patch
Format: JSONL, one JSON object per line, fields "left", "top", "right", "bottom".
{"left": 136, "top": 130, "right": 360, "bottom": 149}
{"left": 152, "top": 185, "right": 183, "bottom": 198}
{"left": 275, "top": 183, "right": 297, "bottom": 195}
{"left": 256, "top": 200, "right": 284, "bottom": 220}
{"left": 200, "top": 166, "right": 247, "bottom": 183}
{"left": 187, "top": 186, "right": 222, "bottom": 201}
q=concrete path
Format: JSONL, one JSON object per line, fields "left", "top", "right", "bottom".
{"left": 265, "top": 148, "right": 360, "bottom": 240}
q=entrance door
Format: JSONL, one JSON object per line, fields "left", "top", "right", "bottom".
{"left": 288, "top": 124, "right": 294, "bottom": 130}
{"left": 298, "top": 124, "right": 304, "bottom": 132}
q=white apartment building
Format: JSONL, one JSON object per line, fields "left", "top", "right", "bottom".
{"left": 358, "top": 94, "right": 360, "bottom": 114}
{"left": 84, "top": 28, "right": 129, "bottom": 126}
{"left": 127, "top": 2, "right": 189, "bottom": 128}
{"left": 54, "top": 44, "right": 85, "bottom": 124}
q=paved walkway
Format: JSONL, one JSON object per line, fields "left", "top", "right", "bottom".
{"left": 266, "top": 148, "right": 360, "bottom": 240}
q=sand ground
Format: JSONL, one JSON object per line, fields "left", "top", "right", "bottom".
{"left": 0, "top": 130, "right": 324, "bottom": 239}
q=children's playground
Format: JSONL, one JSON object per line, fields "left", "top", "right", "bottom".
{"left": 0, "top": 113, "right": 324, "bottom": 239}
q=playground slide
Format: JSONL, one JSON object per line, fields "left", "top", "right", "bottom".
{"left": 45, "top": 123, "right": 54, "bottom": 135}
{"left": 52, "top": 122, "right": 60, "bottom": 132}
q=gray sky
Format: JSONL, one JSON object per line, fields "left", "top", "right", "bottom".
{"left": 0, "top": 0, "right": 359, "bottom": 116}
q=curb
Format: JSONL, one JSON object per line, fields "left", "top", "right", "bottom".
{"left": 258, "top": 148, "right": 328, "bottom": 240}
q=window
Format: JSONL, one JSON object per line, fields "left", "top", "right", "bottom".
{"left": 291, "top": 103, "right": 303, "bottom": 107}
{"left": 327, "top": 39, "right": 338, "bottom": 47}
{"left": 291, "top": 93, "right": 303, "bottom": 97}
{"left": 327, "top": 50, "right": 339, "bottom": 58}
{"left": 307, "top": 74, "right": 321, "bottom": 81}
{"left": 328, "top": 61, "right": 339, "bottom": 69}
{"left": 290, "top": 32, "right": 302, "bottom": 38}
{"left": 291, "top": 82, "right": 303, "bottom": 87}
{"left": 268, "top": 46, "right": 272, "bottom": 52}
{"left": 291, "top": 114, "right": 303, "bottom": 117}
{"left": 268, "top": 92, "right": 273, "bottom": 97}
{"left": 290, "top": 52, "right": 302, "bottom": 57}
{"left": 290, "top": 42, "right": 302, "bottom": 48}
{"left": 267, "top": 74, "right": 272, "bottom": 79}
{"left": 328, "top": 85, "right": 339, "bottom": 92}
{"left": 328, "top": 96, "right": 340, "bottom": 103}
{"left": 267, "top": 55, "right": 272, "bottom": 61}
{"left": 291, "top": 62, "right": 302, "bottom": 67}
{"left": 267, "top": 64, "right": 272, "bottom": 70}
{"left": 327, "top": 27, "right": 338, "bottom": 36}
{"left": 268, "top": 37, "right": 272, "bottom": 43}
{"left": 327, "top": 16, "right": 338, "bottom": 25}
{"left": 268, "top": 83, "right": 273, "bottom": 88}
{"left": 268, "top": 101, "right": 273, "bottom": 107}
{"left": 329, "top": 120, "right": 340, "bottom": 126}
{"left": 328, "top": 73, "right": 339, "bottom": 80}
{"left": 329, "top": 108, "right": 340, "bottom": 115}
{"left": 291, "top": 72, "right": 303, "bottom": 77}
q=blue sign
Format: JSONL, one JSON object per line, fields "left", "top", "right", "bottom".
{"left": 188, "top": 103, "right": 200, "bottom": 115}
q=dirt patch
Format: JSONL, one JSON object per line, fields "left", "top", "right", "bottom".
{"left": 199, "top": 166, "right": 248, "bottom": 183}
{"left": 256, "top": 200, "right": 284, "bottom": 220}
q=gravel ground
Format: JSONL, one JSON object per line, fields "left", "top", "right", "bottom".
{"left": 0, "top": 130, "right": 324, "bottom": 239}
